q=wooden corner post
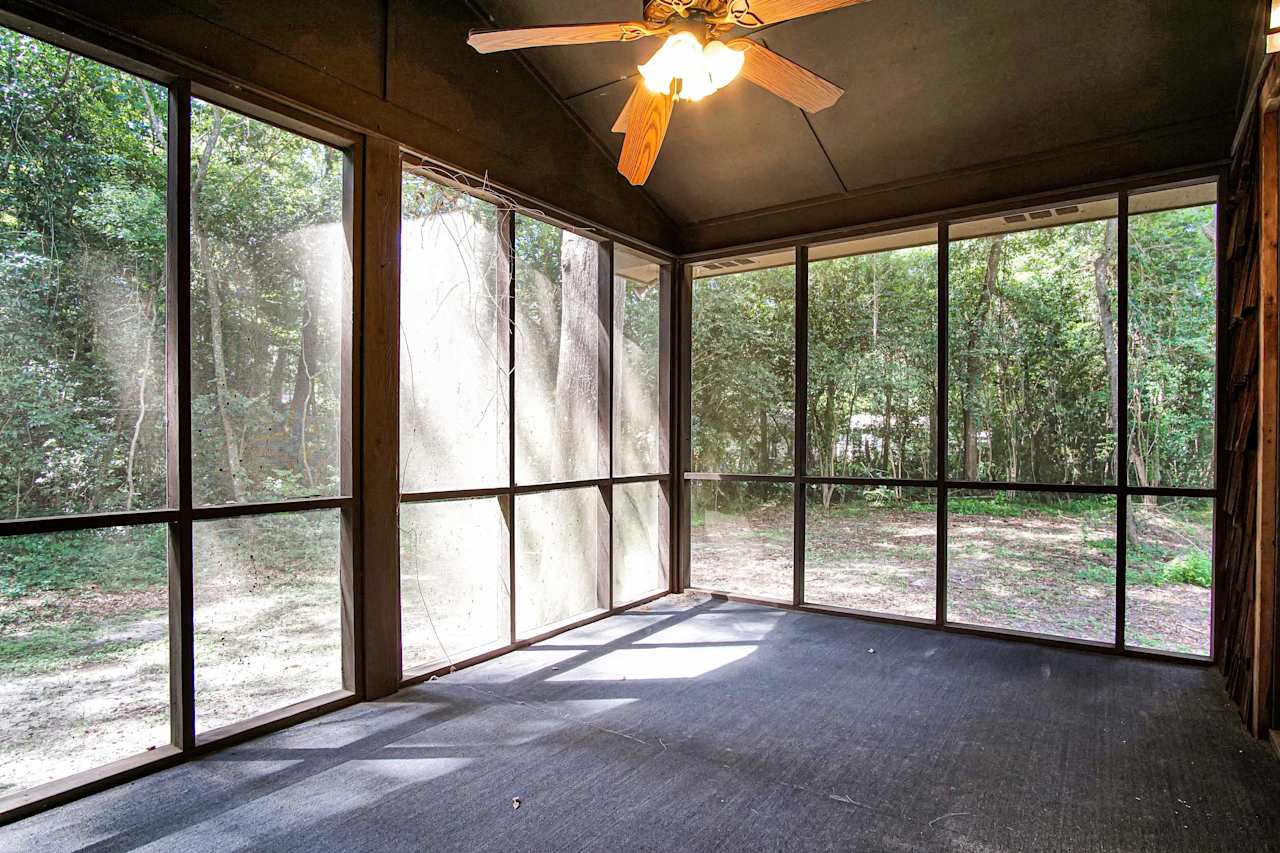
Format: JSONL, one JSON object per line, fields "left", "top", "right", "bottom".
{"left": 1256, "top": 102, "right": 1278, "bottom": 737}
{"left": 359, "top": 136, "right": 403, "bottom": 699}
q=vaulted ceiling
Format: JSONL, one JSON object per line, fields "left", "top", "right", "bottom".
{"left": 470, "top": 0, "right": 1261, "bottom": 252}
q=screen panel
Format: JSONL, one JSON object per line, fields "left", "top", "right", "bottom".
{"left": 401, "top": 498, "right": 510, "bottom": 670}
{"left": 614, "top": 246, "right": 664, "bottom": 477}
{"left": 808, "top": 228, "right": 937, "bottom": 480}
{"left": 614, "top": 481, "right": 668, "bottom": 606}
{"left": 400, "top": 173, "right": 508, "bottom": 492}
{"left": 194, "top": 510, "right": 343, "bottom": 733}
{"left": 0, "top": 526, "right": 169, "bottom": 795}
{"left": 1125, "top": 496, "right": 1212, "bottom": 657}
{"left": 805, "top": 485, "right": 936, "bottom": 618}
{"left": 689, "top": 481, "right": 793, "bottom": 601}
{"left": 948, "top": 200, "right": 1119, "bottom": 486}
{"left": 514, "top": 216, "right": 601, "bottom": 485}
{"left": 191, "top": 99, "right": 349, "bottom": 507}
{"left": 1127, "top": 185, "right": 1217, "bottom": 490}
{"left": 947, "top": 490, "right": 1116, "bottom": 643}
{"left": 0, "top": 30, "right": 168, "bottom": 520}
{"left": 691, "top": 253, "right": 795, "bottom": 476}
{"left": 515, "top": 487, "right": 603, "bottom": 637}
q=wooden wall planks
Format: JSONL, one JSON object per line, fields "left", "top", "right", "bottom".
{"left": 1220, "top": 58, "right": 1279, "bottom": 736}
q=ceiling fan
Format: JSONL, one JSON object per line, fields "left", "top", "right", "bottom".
{"left": 468, "top": 1, "right": 869, "bottom": 185}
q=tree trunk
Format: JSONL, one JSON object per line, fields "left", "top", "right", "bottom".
{"left": 881, "top": 383, "right": 893, "bottom": 473}
{"left": 269, "top": 348, "right": 289, "bottom": 410}
{"left": 758, "top": 407, "right": 770, "bottom": 473}
{"left": 192, "top": 109, "right": 244, "bottom": 501}
{"left": 125, "top": 298, "right": 158, "bottom": 510}
{"left": 963, "top": 237, "right": 1002, "bottom": 479}
{"left": 554, "top": 232, "right": 597, "bottom": 476}
{"left": 820, "top": 380, "right": 836, "bottom": 507}
{"left": 1093, "top": 220, "right": 1121, "bottom": 474}
{"left": 289, "top": 273, "right": 318, "bottom": 485}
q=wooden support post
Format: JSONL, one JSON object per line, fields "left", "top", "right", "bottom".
{"left": 658, "top": 262, "right": 675, "bottom": 593}
{"left": 359, "top": 136, "right": 403, "bottom": 699}
{"left": 678, "top": 263, "right": 694, "bottom": 589}
{"left": 598, "top": 240, "right": 614, "bottom": 612}
{"left": 794, "top": 246, "right": 808, "bottom": 607}
{"left": 165, "top": 79, "right": 195, "bottom": 749}
{"left": 340, "top": 141, "right": 363, "bottom": 696}
{"left": 1256, "top": 105, "right": 1278, "bottom": 737}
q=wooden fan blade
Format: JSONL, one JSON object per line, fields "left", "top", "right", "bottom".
{"left": 724, "top": 0, "right": 872, "bottom": 28}
{"left": 612, "top": 84, "right": 641, "bottom": 134}
{"left": 468, "top": 22, "right": 662, "bottom": 54}
{"left": 729, "top": 39, "right": 844, "bottom": 113}
{"left": 617, "top": 82, "right": 673, "bottom": 186}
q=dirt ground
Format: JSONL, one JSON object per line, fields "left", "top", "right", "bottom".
{"left": 0, "top": 523, "right": 342, "bottom": 796}
{"left": 691, "top": 501, "right": 1211, "bottom": 655}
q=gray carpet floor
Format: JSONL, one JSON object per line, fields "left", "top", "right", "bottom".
{"left": 4, "top": 593, "right": 1279, "bottom": 852}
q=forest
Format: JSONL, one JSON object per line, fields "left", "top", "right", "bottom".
{"left": 689, "top": 202, "right": 1216, "bottom": 653}
{"left": 0, "top": 29, "right": 347, "bottom": 793}
{"left": 692, "top": 208, "right": 1216, "bottom": 490}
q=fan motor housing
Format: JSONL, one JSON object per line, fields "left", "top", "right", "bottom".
{"left": 645, "top": 1, "right": 740, "bottom": 36}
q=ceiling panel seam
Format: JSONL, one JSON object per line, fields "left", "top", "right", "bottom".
{"left": 564, "top": 73, "right": 637, "bottom": 103}
{"left": 758, "top": 35, "right": 848, "bottom": 195}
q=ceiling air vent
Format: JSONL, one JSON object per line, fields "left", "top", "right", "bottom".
{"left": 1055, "top": 205, "right": 1080, "bottom": 215}
{"left": 701, "top": 257, "right": 757, "bottom": 272}
{"left": 1004, "top": 214, "right": 1028, "bottom": 224}
{"left": 1029, "top": 209, "right": 1053, "bottom": 220}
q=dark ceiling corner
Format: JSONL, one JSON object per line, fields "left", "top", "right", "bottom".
{"left": 463, "top": 0, "right": 682, "bottom": 234}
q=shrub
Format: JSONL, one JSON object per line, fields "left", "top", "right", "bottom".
{"left": 1164, "top": 549, "right": 1212, "bottom": 588}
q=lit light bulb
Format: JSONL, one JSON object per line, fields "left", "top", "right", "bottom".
{"left": 639, "top": 31, "right": 703, "bottom": 96}
{"left": 638, "top": 34, "right": 744, "bottom": 102}
{"left": 703, "top": 40, "right": 745, "bottom": 91}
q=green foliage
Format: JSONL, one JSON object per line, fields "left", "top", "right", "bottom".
{"left": 688, "top": 206, "right": 1214, "bottom": 492}
{"left": 691, "top": 262, "right": 797, "bottom": 474}
{"left": 0, "top": 527, "right": 165, "bottom": 596}
{"left": 0, "top": 29, "right": 169, "bottom": 517}
{"left": 1165, "top": 549, "right": 1212, "bottom": 587}
{"left": 1127, "top": 546, "right": 1212, "bottom": 588}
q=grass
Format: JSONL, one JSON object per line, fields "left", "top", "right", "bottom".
{"left": 0, "top": 612, "right": 161, "bottom": 675}
{"left": 0, "top": 527, "right": 166, "bottom": 596}
{"left": 1076, "top": 548, "right": 1212, "bottom": 588}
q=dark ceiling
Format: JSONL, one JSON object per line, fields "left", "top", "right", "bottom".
{"left": 471, "top": 0, "right": 1260, "bottom": 249}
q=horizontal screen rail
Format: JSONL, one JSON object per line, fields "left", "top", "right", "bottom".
{"left": 400, "top": 486, "right": 509, "bottom": 503}
{"left": 947, "top": 480, "right": 1120, "bottom": 495}
{"left": 1126, "top": 485, "right": 1217, "bottom": 498}
{"left": 400, "top": 474, "right": 672, "bottom": 505}
{"left": 684, "top": 472, "right": 793, "bottom": 483}
{"left": 801, "top": 476, "right": 937, "bottom": 488}
{"left": 612, "top": 473, "right": 671, "bottom": 485}
{"left": 0, "top": 509, "right": 180, "bottom": 537}
{"left": 190, "top": 496, "right": 353, "bottom": 520}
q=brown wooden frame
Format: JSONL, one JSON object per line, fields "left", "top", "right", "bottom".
{"left": 1257, "top": 103, "right": 1278, "bottom": 735}
{"left": 0, "top": 19, "right": 366, "bottom": 825}
{"left": 679, "top": 172, "right": 1225, "bottom": 665}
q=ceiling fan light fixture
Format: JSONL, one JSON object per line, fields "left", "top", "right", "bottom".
{"left": 704, "top": 39, "right": 746, "bottom": 90}
{"left": 638, "top": 32, "right": 743, "bottom": 102}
